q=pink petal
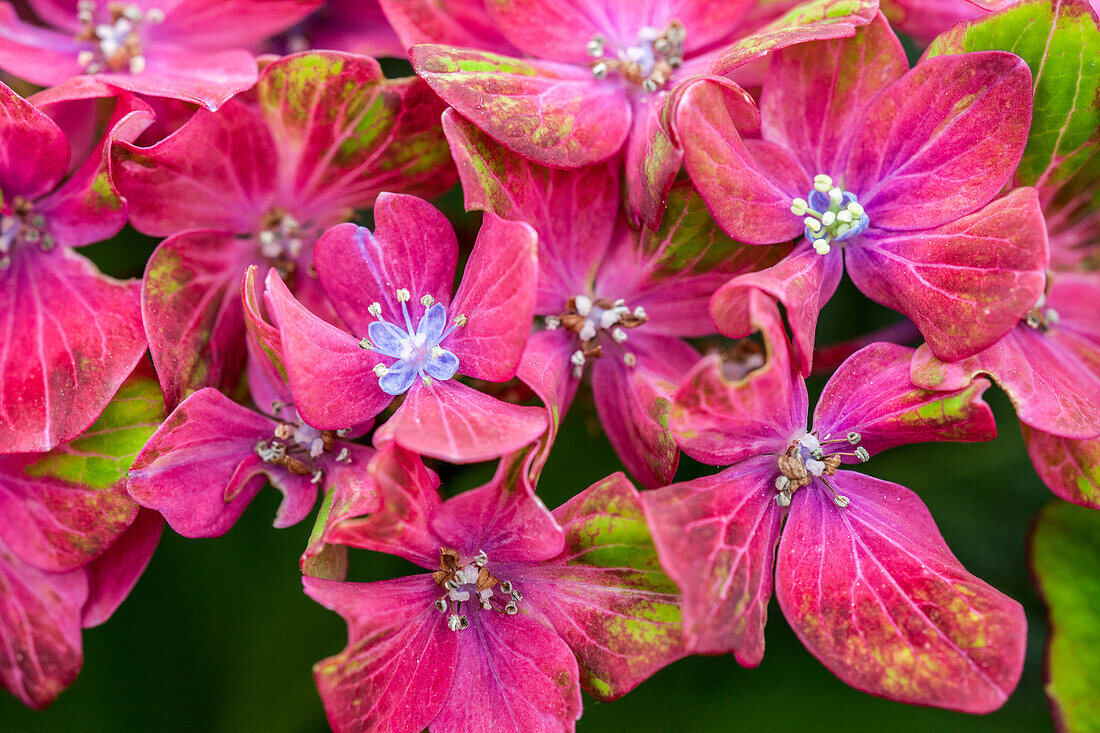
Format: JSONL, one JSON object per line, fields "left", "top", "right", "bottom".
{"left": 141, "top": 230, "right": 253, "bottom": 410}
{"left": 777, "top": 471, "right": 1026, "bottom": 712}
{"left": 672, "top": 295, "right": 806, "bottom": 465}
{"left": 303, "top": 0, "right": 405, "bottom": 58}
{"left": 410, "top": 45, "right": 632, "bottom": 168}
{"left": 0, "top": 247, "right": 145, "bottom": 453}
{"left": 521, "top": 473, "right": 686, "bottom": 699}
{"left": 881, "top": 0, "right": 986, "bottom": 42}
{"left": 0, "top": 534, "right": 86, "bottom": 710}
{"left": 314, "top": 194, "right": 458, "bottom": 336}
{"left": 813, "top": 343, "right": 996, "bottom": 458}
{"left": 433, "top": 611, "right": 581, "bottom": 733}
{"left": 709, "top": 242, "right": 843, "bottom": 377}
{"left": 152, "top": 0, "right": 322, "bottom": 50}
{"left": 0, "top": 80, "right": 70, "bottom": 200}
{"left": 1022, "top": 426, "right": 1100, "bottom": 509}
{"left": 624, "top": 95, "right": 682, "bottom": 230}
{"left": 760, "top": 14, "right": 907, "bottom": 178}
{"left": 242, "top": 265, "right": 290, "bottom": 410}
{"left": 80, "top": 509, "right": 162, "bottom": 628}
{"left": 515, "top": 329, "right": 580, "bottom": 465}
{"left": 91, "top": 45, "right": 258, "bottom": 110}
{"left": 256, "top": 52, "right": 455, "bottom": 216}
{"left": 305, "top": 575, "right": 456, "bottom": 733}
{"left": 430, "top": 458, "right": 563, "bottom": 563}
{"left": 449, "top": 214, "right": 538, "bottom": 382}
{"left": 641, "top": 457, "right": 783, "bottom": 663}
{"left": 112, "top": 99, "right": 275, "bottom": 237}
{"left": 0, "top": 4, "right": 86, "bottom": 88}
{"left": 378, "top": 0, "right": 518, "bottom": 54}
{"left": 383, "top": 378, "right": 548, "bottom": 463}
{"left": 264, "top": 269, "right": 392, "bottom": 430}
{"left": 443, "top": 109, "right": 620, "bottom": 312}
{"left": 847, "top": 51, "right": 1033, "bottom": 230}
{"left": 483, "top": 0, "right": 616, "bottom": 63}
{"left": 848, "top": 188, "right": 1049, "bottom": 363}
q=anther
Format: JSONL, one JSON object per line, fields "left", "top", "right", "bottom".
{"left": 776, "top": 491, "right": 792, "bottom": 508}
{"left": 804, "top": 218, "right": 822, "bottom": 232}
{"left": 335, "top": 447, "right": 351, "bottom": 463}
{"left": 642, "top": 78, "right": 658, "bottom": 93}
{"left": 373, "top": 363, "right": 389, "bottom": 377}
{"left": 828, "top": 187, "right": 843, "bottom": 206}
{"left": 775, "top": 475, "right": 790, "bottom": 492}
{"left": 633, "top": 306, "right": 647, "bottom": 319}
{"left": 623, "top": 352, "right": 637, "bottom": 367}
{"left": 435, "top": 598, "right": 447, "bottom": 612}
{"left": 500, "top": 580, "right": 512, "bottom": 595}
{"left": 421, "top": 294, "right": 435, "bottom": 307}
{"left": 820, "top": 211, "right": 836, "bottom": 227}
{"left": 78, "top": 50, "right": 95, "bottom": 66}
{"left": 570, "top": 350, "right": 586, "bottom": 367}
{"left": 612, "top": 327, "right": 628, "bottom": 343}
{"left": 846, "top": 432, "right": 861, "bottom": 444}
{"left": 129, "top": 55, "right": 145, "bottom": 73}
{"left": 146, "top": 7, "right": 165, "bottom": 23}
{"left": 447, "top": 614, "right": 469, "bottom": 631}
{"left": 453, "top": 314, "right": 468, "bottom": 327}
{"left": 833, "top": 495, "right": 850, "bottom": 508}
{"left": 505, "top": 601, "right": 518, "bottom": 615}
{"left": 310, "top": 470, "right": 324, "bottom": 484}
{"left": 545, "top": 316, "right": 561, "bottom": 330}
{"left": 813, "top": 241, "right": 832, "bottom": 255}
{"left": 791, "top": 198, "right": 808, "bottom": 215}
{"left": 592, "top": 61, "right": 609, "bottom": 79}
{"left": 813, "top": 174, "right": 833, "bottom": 192}
{"left": 395, "top": 288, "right": 410, "bottom": 302}
{"left": 511, "top": 589, "right": 522, "bottom": 601}
{"left": 474, "top": 550, "right": 488, "bottom": 567}
{"left": 367, "top": 302, "right": 382, "bottom": 317}
{"left": 811, "top": 448, "right": 824, "bottom": 460}
{"left": 444, "top": 580, "right": 458, "bottom": 591}
{"left": 586, "top": 35, "right": 605, "bottom": 56}
{"left": 855, "top": 447, "right": 870, "bottom": 463}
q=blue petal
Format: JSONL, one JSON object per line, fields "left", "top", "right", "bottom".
{"left": 379, "top": 360, "right": 417, "bottom": 395}
{"left": 417, "top": 302, "right": 448, "bottom": 343}
{"left": 423, "top": 349, "right": 460, "bottom": 381}
{"left": 367, "top": 320, "right": 408, "bottom": 358}
{"left": 808, "top": 189, "right": 831, "bottom": 214}
{"left": 835, "top": 213, "right": 870, "bottom": 242}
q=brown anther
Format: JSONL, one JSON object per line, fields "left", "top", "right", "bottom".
{"left": 476, "top": 566, "right": 500, "bottom": 593}
{"left": 821, "top": 454, "right": 842, "bottom": 475}
{"left": 560, "top": 314, "right": 585, "bottom": 332}
{"left": 432, "top": 548, "right": 462, "bottom": 586}
{"left": 776, "top": 443, "right": 812, "bottom": 491}
{"left": 273, "top": 423, "right": 293, "bottom": 441}
{"left": 280, "top": 455, "right": 312, "bottom": 476}
{"left": 320, "top": 430, "right": 337, "bottom": 451}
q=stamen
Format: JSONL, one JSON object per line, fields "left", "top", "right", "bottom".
{"left": 373, "top": 364, "right": 389, "bottom": 377}
{"left": 623, "top": 352, "right": 637, "bottom": 367}
{"left": 395, "top": 288, "right": 410, "bottom": 302}
{"left": 435, "top": 598, "right": 447, "bottom": 612}
{"left": 421, "top": 294, "right": 434, "bottom": 307}
{"left": 367, "top": 302, "right": 382, "bottom": 317}
{"left": 447, "top": 614, "right": 469, "bottom": 631}
{"left": 453, "top": 314, "right": 468, "bottom": 327}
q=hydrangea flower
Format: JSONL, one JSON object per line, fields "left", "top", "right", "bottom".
{"left": 405, "top": 0, "right": 881, "bottom": 226}
{"left": 678, "top": 15, "right": 1048, "bottom": 373}
{"left": 256, "top": 193, "right": 547, "bottom": 463}
{"left": 444, "top": 110, "right": 786, "bottom": 487}
{"left": 0, "top": 80, "right": 148, "bottom": 453}
{"left": 912, "top": 272, "right": 1100, "bottom": 508}
{"left": 642, "top": 302, "right": 1025, "bottom": 712}
{"left": 0, "top": 0, "right": 321, "bottom": 109}
{"left": 273, "top": 0, "right": 403, "bottom": 58}
{"left": 111, "top": 51, "right": 453, "bottom": 408}
{"left": 304, "top": 444, "right": 684, "bottom": 732}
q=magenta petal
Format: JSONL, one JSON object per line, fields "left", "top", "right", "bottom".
{"left": 777, "top": 472, "right": 1026, "bottom": 712}
{"left": 384, "top": 378, "right": 548, "bottom": 463}
{"left": 91, "top": 46, "right": 258, "bottom": 110}
{"left": 152, "top": 0, "right": 322, "bottom": 49}
{"left": 305, "top": 575, "right": 455, "bottom": 733}
{"left": 761, "top": 14, "right": 907, "bottom": 177}
{"left": 624, "top": 97, "right": 683, "bottom": 230}
{"left": 433, "top": 611, "right": 582, "bottom": 733}
{"left": 848, "top": 188, "right": 1048, "bottom": 362}
{"left": 378, "top": 0, "right": 518, "bottom": 53}
{"left": 141, "top": 231, "right": 252, "bottom": 410}
{"left": 515, "top": 329, "right": 580, "bottom": 459}
{"left": 430, "top": 460, "right": 563, "bottom": 563}
{"left": 484, "top": 0, "right": 612, "bottom": 63}
{"left": 410, "top": 45, "right": 632, "bottom": 168}
{"left": 591, "top": 335, "right": 698, "bottom": 489}
{"left": 848, "top": 51, "right": 1033, "bottom": 230}
{"left": 265, "top": 269, "right": 392, "bottom": 430}
{"left": 813, "top": 343, "right": 996, "bottom": 457}
{"left": 522, "top": 473, "right": 685, "bottom": 699}
{"left": 642, "top": 457, "right": 782, "bottom": 663}
{"left": 449, "top": 214, "right": 538, "bottom": 382}
{"left": 112, "top": 99, "right": 275, "bottom": 237}
{"left": 314, "top": 194, "right": 458, "bottom": 335}
{"left": 0, "top": 80, "right": 70, "bottom": 200}
{"left": 443, "top": 109, "right": 620, "bottom": 312}
{"left": 0, "top": 5, "right": 85, "bottom": 88}
{"left": 0, "top": 535, "right": 86, "bottom": 710}
{"left": 709, "top": 242, "right": 843, "bottom": 376}
{"left": 0, "top": 248, "right": 145, "bottom": 453}
{"left": 1022, "top": 426, "right": 1100, "bottom": 509}
{"left": 677, "top": 77, "right": 806, "bottom": 245}
{"left": 80, "top": 509, "right": 162, "bottom": 628}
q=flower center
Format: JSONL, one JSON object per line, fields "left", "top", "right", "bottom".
{"left": 586, "top": 21, "right": 685, "bottom": 93}
{"left": 0, "top": 197, "right": 55, "bottom": 271}
{"left": 74, "top": 1, "right": 164, "bottom": 74}
{"left": 791, "top": 174, "right": 869, "bottom": 255}
{"left": 358, "top": 290, "right": 466, "bottom": 396}
{"left": 432, "top": 548, "right": 521, "bottom": 631}
{"left": 253, "top": 403, "right": 352, "bottom": 485}
{"left": 545, "top": 295, "right": 648, "bottom": 377}
{"left": 773, "top": 430, "right": 868, "bottom": 508}
{"left": 258, "top": 209, "right": 308, "bottom": 280}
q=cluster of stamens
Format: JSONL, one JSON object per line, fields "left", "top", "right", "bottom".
{"left": 1024, "top": 290, "right": 1059, "bottom": 332}
{"left": 774, "top": 431, "right": 869, "bottom": 508}
{"left": 253, "top": 402, "right": 351, "bottom": 485}
{"left": 75, "top": 1, "right": 164, "bottom": 74}
{"left": 546, "top": 295, "right": 647, "bottom": 377}
{"left": 791, "top": 174, "right": 869, "bottom": 255}
{"left": 358, "top": 290, "right": 467, "bottom": 395}
{"left": 587, "top": 21, "right": 685, "bottom": 93}
{"left": 432, "top": 549, "right": 521, "bottom": 631}
{"left": 0, "top": 197, "right": 55, "bottom": 271}
{"left": 258, "top": 210, "right": 307, "bottom": 280}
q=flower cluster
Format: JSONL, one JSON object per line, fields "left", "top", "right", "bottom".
{"left": 1, "top": 0, "right": 1098, "bottom": 731}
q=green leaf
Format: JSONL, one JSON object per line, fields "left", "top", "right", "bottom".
{"left": 924, "top": 0, "right": 1100, "bottom": 195}
{"left": 1030, "top": 500, "right": 1100, "bottom": 732}
{"left": 299, "top": 488, "right": 348, "bottom": 581}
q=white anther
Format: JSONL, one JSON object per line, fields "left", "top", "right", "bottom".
{"left": 574, "top": 295, "right": 592, "bottom": 316}
{"left": 129, "top": 55, "right": 146, "bottom": 73}
{"left": 421, "top": 294, "right": 435, "bottom": 307}
{"left": 836, "top": 210, "right": 853, "bottom": 224}
{"left": 846, "top": 432, "right": 861, "bottom": 444}
{"left": 820, "top": 211, "right": 836, "bottom": 227}
{"left": 813, "top": 174, "right": 833, "bottom": 192}
{"left": 146, "top": 7, "right": 165, "bottom": 23}
{"left": 804, "top": 217, "right": 822, "bottom": 232}
{"left": 435, "top": 598, "right": 447, "bottom": 612}
{"left": 642, "top": 78, "right": 658, "bottom": 93}
{"left": 813, "top": 241, "right": 832, "bottom": 255}
{"left": 474, "top": 550, "right": 488, "bottom": 567}
{"left": 310, "top": 438, "right": 325, "bottom": 458}
{"left": 544, "top": 315, "right": 561, "bottom": 330}
{"left": 123, "top": 5, "right": 142, "bottom": 20}
{"left": 791, "top": 198, "right": 808, "bottom": 215}
{"left": 311, "top": 470, "right": 324, "bottom": 484}
{"left": 274, "top": 423, "right": 293, "bottom": 440}
{"left": 623, "top": 352, "right": 637, "bottom": 367}
{"left": 633, "top": 306, "right": 647, "bottom": 319}
{"left": 447, "top": 614, "right": 469, "bottom": 631}
{"left": 373, "top": 363, "right": 389, "bottom": 377}
{"left": 775, "top": 475, "right": 790, "bottom": 492}
{"left": 828, "top": 187, "right": 843, "bottom": 206}
{"left": 846, "top": 202, "right": 864, "bottom": 217}
{"left": 776, "top": 491, "right": 791, "bottom": 508}
{"left": 587, "top": 35, "right": 605, "bottom": 56}
{"left": 454, "top": 314, "right": 468, "bottom": 327}
{"left": 570, "top": 350, "right": 586, "bottom": 367}
{"left": 77, "top": 50, "right": 95, "bottom": 66}
{"left": 578, "top": 322, "right": 597, "bottom": 341}
{"left": 335, "top": 447, "right": 351, "bottom": 463}
{"left": 599, "top": 309, "right": 621, "bottom": 329}
{"left": 592, "top": 61, "right": 609, "bottom": 79}
{"left": 367, "top": 302, "right": 382, "bottom": 317}
{"left": 505, "top": 601, "right": 518, "bottom": 615}
{"left": 395, "top": 288, "right": 410, "bottom": 302}
{"left": 855, "top": 447, "right": 870, "bottom": 463}
{"left": 834, "top": 495, "right": 850, "bottom": 508}
{"left": 612, "top": 327, "right": 628, "bottom": 343}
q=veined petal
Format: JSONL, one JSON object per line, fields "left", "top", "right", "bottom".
{"left": 1022, "top": 426, "right": 1100, "bottom": 509}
